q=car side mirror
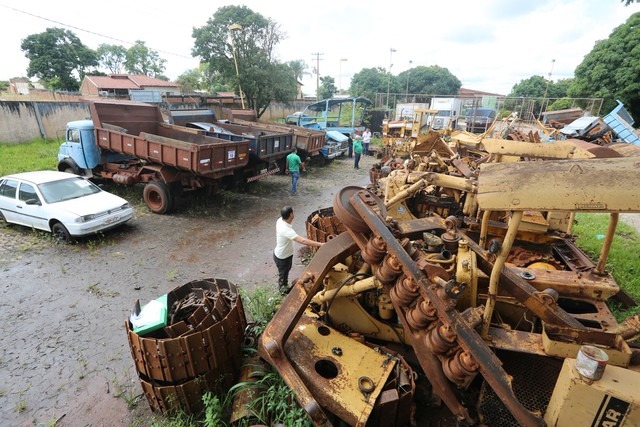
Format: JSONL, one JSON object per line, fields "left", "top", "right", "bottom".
{"left": 25, "top": 198, "right": 41, "bottom": 206}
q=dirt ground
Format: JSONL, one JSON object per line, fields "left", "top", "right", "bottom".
{"left": 0, "top": 154, "right": 375, "bottom": 427}
{"left": 2, "top": 153, "right": 640, "bottom": 427}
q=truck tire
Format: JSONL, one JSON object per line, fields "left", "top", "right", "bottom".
{"left": 143, "top": 182, "right": 173, "bottom": 214}
{"left": 58, "top": 160, "right": 80, "bottom": 176}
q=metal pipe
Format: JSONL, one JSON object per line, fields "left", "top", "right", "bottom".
{"left": 595, "top": 212, "right": 619, "bottom": 274}
{"left": 478, "top": 210, "right": 492, "bottom": 250}
{"left": 481, "top": 211, "right": 523, "bottom": 338}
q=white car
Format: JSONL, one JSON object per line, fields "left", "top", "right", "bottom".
{"left": 0, "top": 170, "right": 133, "bottom": 242}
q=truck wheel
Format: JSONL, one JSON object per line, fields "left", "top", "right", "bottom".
{"left": 143, "top": 182, "right": 173, "bottom": 214}
{"left": 58, "top": 161, "right": 80, "bottom": 175}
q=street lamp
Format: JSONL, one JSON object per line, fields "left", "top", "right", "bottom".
{"left": 386, "top": 48, "right": 396, "bottom": 111}
{"left": 540, "top": 59, "right": 556, "bottom": 116}
{"left": 339, "top": 58, "right": 348, "bottom": 93}
{"left": 229, "top": 23, "right": 245, "bottom": 109}
{"left": 405, "top": 60, "right": 413, "bottom": 101}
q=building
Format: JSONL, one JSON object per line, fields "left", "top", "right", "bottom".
{"left": 80, "top": 74, "right": 181, "bottom": 98}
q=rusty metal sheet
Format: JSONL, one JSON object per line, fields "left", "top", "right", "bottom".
{"left": 478, "top": 157, "right": 640, "bottom": 212}
{"left": 158, "top": 338, "right": 188, "bottom": 382}
{"left": 258, "top": 232, "right": 360, "bottom": 426}
{"left": 284, "top": 315, "right": 397, "bottom": 426}
{"left": 182, "top": 332, "right": 209, "bottom": 378}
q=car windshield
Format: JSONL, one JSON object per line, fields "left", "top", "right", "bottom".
{"left": 38, "top": 177, "right": 101, "bottom": 203}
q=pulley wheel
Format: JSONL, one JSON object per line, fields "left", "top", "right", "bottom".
{"left": 333, "top": 186, "right": 386, "bottom": 233}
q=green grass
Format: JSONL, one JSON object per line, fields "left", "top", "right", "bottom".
{"left": 573, "top": 213, "right": 640, "bottom": 320}
{"left": 0, "top": 138, "right": 59, "bottom": 176}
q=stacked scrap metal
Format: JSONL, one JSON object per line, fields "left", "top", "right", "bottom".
{"left": 126, "top": 278, "right": 246, "bottom": 414}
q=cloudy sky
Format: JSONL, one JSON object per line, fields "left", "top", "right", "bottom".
{"left": 1, "top": 0, "right": 639, "bottom": 96}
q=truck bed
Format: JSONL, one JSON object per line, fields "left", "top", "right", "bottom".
{"left": 88, "top": 100, "right": 249, "bottom": 177}
{"left": 198, "top": 121, "right": 294, "bottom": 162}
{"left": 233, "top": 119, "right": 325, "bottom": 157}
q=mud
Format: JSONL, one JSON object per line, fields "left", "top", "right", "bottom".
{"left": 0, "top": 155, "right": 374, "bottom": 427}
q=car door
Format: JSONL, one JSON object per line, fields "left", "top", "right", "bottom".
{"left": 15, "top": 181, "right": 49, "bottom": 231}
{"left": 0, "top": 178, "right": 20, "bottom": 223}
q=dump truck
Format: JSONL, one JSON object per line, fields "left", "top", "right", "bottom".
{"left": 57, "top": 100, "right": 250, "bottom": 214}
{"left": 170, "top": 109, "right": 295, "bottom": 181}
{"left": 232, "top": 118, "right": 326, "bottom": 161}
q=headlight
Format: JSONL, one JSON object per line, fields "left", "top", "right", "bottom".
{"left": 121, "top": 203, "right": 130, "bottom": 210}
{"left": 77, "top": 214, "right": 97, "bottom": 223}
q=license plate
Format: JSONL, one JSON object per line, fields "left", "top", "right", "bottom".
{"left": 104, "top": 215, "right": 119, "bottom": 225}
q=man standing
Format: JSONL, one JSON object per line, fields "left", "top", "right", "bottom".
{"left": 285, "top": 147, "right": 304, "bottom": 195}
{"left": 274, "top": 206, "right": 324, "bottom": 293}
{"left": 353, "top": 135, "right": 363, "bottom": 169}
{"left": 362, "top": 128, "right": 372, "bottom": 156}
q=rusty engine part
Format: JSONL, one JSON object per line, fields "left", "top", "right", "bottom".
{"left": 260, "top": 152, "right": 640, "bottom": 426}
{"left": 126, "top": 278, "right": 246, "bottom": 415}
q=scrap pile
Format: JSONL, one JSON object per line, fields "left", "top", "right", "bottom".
{"left": 126, "top": 278, "right": 246, "bottom": 414}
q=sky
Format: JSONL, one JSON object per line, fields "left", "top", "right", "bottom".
{"left": 1, "top": 0, "right": 639, "bottom": 96}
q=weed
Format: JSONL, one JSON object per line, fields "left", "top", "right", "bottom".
{"left": 167, "top": 268, "right": 178, "bottom": 281}
{"left": 239, "top": 286, "right": 282, "bottom": 335}
{"left": 86, "top": 283, "right": 119, "bottom": 298}
{"left": 15, "top": 389, "right": 28, "bottom": 413}
{"left": 573, "top": 213, "right": 640, "bottom": 320}
{"left": 77, "top": 355, "right": 88, "bottom": 380}
{"left": 112, "top": 371, "right": 141, "bottom": 409}
{"left": 244, "top": 371, "right": 311, "bottom": 427}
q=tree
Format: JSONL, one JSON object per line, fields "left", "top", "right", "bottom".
{"left": 287, "top": 59, "right": 309, "bottom": 83}
{"left": 192, "top": 5, "right": 296, "bottom": 117}
{"left": 318, "top": 76, "right": 337, "bottom": 100}
{"left": 124, "top": 41, "right": 167, "bottom": 78}
{"left": 20, "top": 27, "right": 97, "bottom": 91}
{"left": 397, "top": 65, "right": 461, "bottom": 95}
{"left": 348, "top": 67, "right": 389, "bottom": 102}
{"left": 568, "top": 12, "right": 640, "bottom": 122}
{"left": 97, "top": 44, "right": 127, "bottom": 74}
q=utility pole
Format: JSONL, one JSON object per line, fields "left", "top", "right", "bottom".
{"left": 311, "top": 52, "right": 324, "bottom": 100}
{"left": 386, "top": 48, "right": 396, "bottom": 111}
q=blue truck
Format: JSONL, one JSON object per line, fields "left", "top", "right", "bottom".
{"left": 57, "top": 100, "right": 251, "bottom": 214}
{"left": 286, "top": 97, "right": 373, "bottom": 159}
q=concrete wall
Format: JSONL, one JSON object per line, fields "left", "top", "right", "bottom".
{"left": 0, "top": 100, "right": 310, "bottom": 143}
{"left": 0, "top": 101, "right": 89, "bottom": 143}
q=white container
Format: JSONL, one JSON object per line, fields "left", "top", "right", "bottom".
{"left": 575, "top": 345, "right": 608, "bottom": 380}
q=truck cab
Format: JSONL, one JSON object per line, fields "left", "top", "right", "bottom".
{"left": 58, "top": 120, "right": 132, "bottom": 176}
{"left": 430, "top": 97, "right": 462, "bottom": 130}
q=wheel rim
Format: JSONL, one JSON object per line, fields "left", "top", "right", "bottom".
{"left": 147, "top": 189, "right": 162, "bottom": 210}
{"left": 53, "top": 224, "right": 70, "bottom": 242}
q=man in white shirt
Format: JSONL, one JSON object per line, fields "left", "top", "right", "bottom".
{"left": 273, "top": 206, "right": 324, "bottom": 293}
{"left": 362, "top": 128, "right": 372, "bottom": 156}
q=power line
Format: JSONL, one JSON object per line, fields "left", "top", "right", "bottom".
{"left": 0, "top": 3, "right": 192, "bottom": 59}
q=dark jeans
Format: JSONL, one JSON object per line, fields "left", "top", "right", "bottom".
{"left": 273, "top": 252, "right": 293, "bottom": 290}
{"left": 363, "top": 142, "right": 369, "bottom": 155}
{"left": 354, "top": 152, "right": 361, "bottom": 169}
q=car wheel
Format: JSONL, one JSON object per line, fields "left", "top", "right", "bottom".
{"left": 52, "top": 222, "right": 72, "bottom": 243}
{"left": 143, "top": 181, "right": 173, "bottom": 214}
